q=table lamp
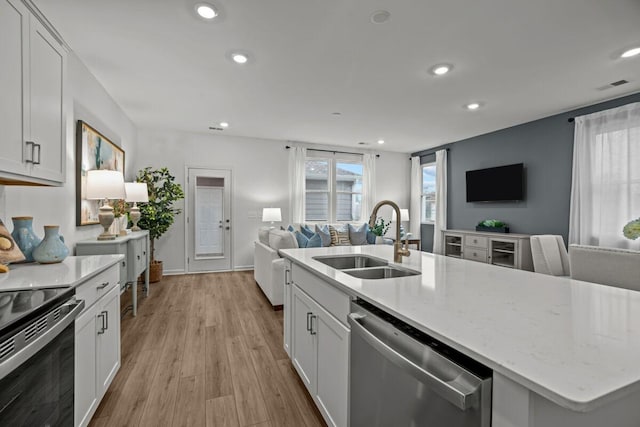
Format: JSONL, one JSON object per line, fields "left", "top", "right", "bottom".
{"left": 391, "top": 208, "right": 410, "bottom": 238}
{"left": 262, "top": 208, "right": 282, "bottom": 228}
{"left": 86, "top": 170, "right": 126, "bottom": 240}
{"left": 125, "top": 182, "right": 149, "bottom": 231}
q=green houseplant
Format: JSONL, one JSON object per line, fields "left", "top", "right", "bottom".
{"left": 370, "top": 217, "right": 390, "bottom": 243}
{"left": 135, "top": 167, "right": 184, "bottom": 282}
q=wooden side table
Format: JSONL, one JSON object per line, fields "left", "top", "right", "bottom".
{"left": 76, "top": 231, "right": 150, "bottom": 316}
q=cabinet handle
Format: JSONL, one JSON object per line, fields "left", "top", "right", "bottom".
{"left": 25, "top": 141, "right": 36, "bottom": 164}
{"left": 97, "top": 313, "right": 105, "bottom": 334}
{"left": 97, "top": 281, "right": 109, "bottom": 290}
{"left": 33, "top": 143, "right": 41, "bottom": 165}
{"left": 306, "top": 312, "right": 312, "bottom": 332}
{"left": 102, "top": 310, "right": 109, "bottom": 330}
{"left": 310, "top": 314, "right": 317, "bottom": 335}
{"left": 137, "top": 255, "right": 141, "bottom": 260}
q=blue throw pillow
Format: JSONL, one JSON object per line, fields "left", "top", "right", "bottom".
{"left": 349, "top": 223, "right": 369, "bottom": 245}
{"left": 294, "top": 231, "right": 309, "bottom": 248}
{"left": 315, "top": 224, "right": 332, "bottom": 247}
{"left": 300, "top": 224, "right": 315, "bottom": 239}
{"left": 287, "top": 224, "right": 296, "bottom": 232}
{"left": 366, "top": 230, "right": 377, "bottom": 244}
{"left": 307, "top": 233, "right": 322, "bottom": 248}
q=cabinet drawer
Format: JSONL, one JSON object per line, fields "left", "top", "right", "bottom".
{"left": 291, "top": 264, "right": 351, "bottom": 327}
{"left": 463, "top": 247, "right": 488, "bottom": 263}
{"left": 75, "top": 265, "right": 119, "bottom": 311}
{"left": 464, "top": 235, "right": 488, "bottom": 249}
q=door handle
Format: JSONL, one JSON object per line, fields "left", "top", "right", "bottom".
{"left": 97, "top": 313, "right": 105, "bottom": 334}
{"left": 309, "top": 314, "right": 317, "bottom": 335}
{"left": 34, "top": 143, "right": 41, "bottom": 165}
{"left": 102, "top": 310, "right": 108, "bottom": 331}
{"left": 306, "top": 312, "right": 312, "bottom": 332}
{"left": 25, "top": 141, "right": 36, "bottom": 163}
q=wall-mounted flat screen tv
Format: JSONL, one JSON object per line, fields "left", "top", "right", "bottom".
{"left": 466, "top": 163, "right": 524, "bottom": 202}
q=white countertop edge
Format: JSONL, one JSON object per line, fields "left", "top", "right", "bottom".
{"left": 280, "top": 248, "right": 640, "bottom": 413}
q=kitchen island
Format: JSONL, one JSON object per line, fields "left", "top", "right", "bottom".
{"left": 280, "top": 245, "right": 640, "bottom": 427}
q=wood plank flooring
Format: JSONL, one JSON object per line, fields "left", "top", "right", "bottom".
{"left": 90, "top": 271, "right": 326, "bottom": 427}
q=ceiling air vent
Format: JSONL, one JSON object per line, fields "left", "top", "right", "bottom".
{"left": 597, "top": 79, "right": 629, "bottom": 91}
{"left": 208, "top": 126, "right": 224, "bottom": 131}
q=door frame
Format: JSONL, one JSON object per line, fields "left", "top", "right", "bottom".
{"left": 184, "top": 165, "right": 233, "bottom": 273}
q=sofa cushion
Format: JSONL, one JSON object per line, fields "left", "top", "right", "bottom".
{"left": 329, "top": 225, "right": 351, "bottom": 246}
{"left": 366, "top": 230, "right": 377, "bottom": 244}
{"left": 269, "top": 229, "right": 299, "bottom": 251}
{"left": 258, "top": 227, "right": 270, "bottom": 245}
{"left": 294, "top": 231, "right": 309, "bottom": 248}
{"left": 300, "top": 224, "right": 315, "bottom": 239}
{"left": 307, "top": 233, "right": 323, "bottom": 248}
{"left": 315, "top": 224, "right": 332, "bottom": 247}
{"left": 349, "top": 223, "right": 369, "bottom": 245}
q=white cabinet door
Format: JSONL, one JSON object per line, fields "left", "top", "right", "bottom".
{"left": 0, "top": 0, "right": 29, "bottom": 177}
{"left": 28, "top": 16, "right": 65, "bottom": 182}
{"left": 96, "top": 285, "right": 121, "bottom": 396}
{"left": 75, "top": 303, "right": 98, "bottom": 427}
{"left": 291, "top": 285, "right": 317, "bottom": 393}
{"left": 315, "top": 307, "right": 349, "bottom": 427}
{"left": 284, "top": 266, "right": 292, "bottom": 357}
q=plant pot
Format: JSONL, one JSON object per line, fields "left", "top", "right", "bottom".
{"left": 149, "top": 260, "right": 163, "bottom": 283}
{"left": 475, "top": 225, "right": 510, "bottom": 233}
{"left": 375, "top": 236, "right": 385, "bottom": 244}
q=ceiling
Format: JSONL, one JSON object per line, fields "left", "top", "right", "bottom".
{"left": 34, "top": 0, "right": 640, "bottom": 153}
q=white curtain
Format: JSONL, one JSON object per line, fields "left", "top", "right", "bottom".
{"left": 409, "top": 156, "right": 421, "bottom": 237}
{"left": 289, "top": 146, "right": 307, "bottom": 224}
{"left": 569, "top": 102, "right": 640, "bottom": 249}
{"left": 361, "top": 153, "right": 376, "bottom": 222}
{"left": 433, "top": 149, "right": 448, "bottom": 254}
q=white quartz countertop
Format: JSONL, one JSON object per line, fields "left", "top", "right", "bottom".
{"left": 0, "top": 255, "right": 124, "bottom": 292}
{"left": 280, "top": 245, "right": 640, "bottom": 412}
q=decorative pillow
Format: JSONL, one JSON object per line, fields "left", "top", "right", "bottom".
{"left": 366, "top": 230, "right": 377, "bottom": 244}
{"left": 329, "top": 225, "right": 351, "bottom": 246}
{"left": 300, "top": 224, "right": 315, "bottom": 239}
{"left": 294, "top": 231, "right": 309, "bottom": 248}
{"left": 349, "top": 223, "right": 369, "bottom": 245}
{"left": 307, "top": 233, "right": 323, "bottom": 248}
{"left": 258, "top": 227, "right": 270, "bottom": 245}
{"left": 268, "top": 230, "right": 299, "bottom": 251}
{"left": 315, "top": 224, "right": 332, "bottom": 247}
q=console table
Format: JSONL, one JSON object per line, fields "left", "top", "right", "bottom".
{"left": 441, "top": 229, "right": 533, "bottom": 271}
{"left": 76, "top": 231, "right": 150, "bottom": 316}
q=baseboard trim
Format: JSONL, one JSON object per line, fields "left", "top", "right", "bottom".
{"left": 234, "top": 265, "right": 254, "bottom": 271}
{"left": 163, "top": 269, "right": 186, "bottom": 276}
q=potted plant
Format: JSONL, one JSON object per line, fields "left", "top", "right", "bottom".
{"left": 135, "top": 167, "right": 184, "bottom": 282}
{"left": 476, "top": 219, "right": 510, "bottom": 233}
{"left": 370, "top": 217, "right": 390, "bottom": 244}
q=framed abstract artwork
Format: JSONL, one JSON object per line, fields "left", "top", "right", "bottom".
{"left": 76, "top": 120, "right": 125, "bottom": 226}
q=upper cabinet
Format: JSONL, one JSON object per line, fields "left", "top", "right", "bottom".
{"left": 0, "top": 0, "right": 66, "bottom": 185}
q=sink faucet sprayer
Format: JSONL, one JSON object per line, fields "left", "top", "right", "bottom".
{"left": 368, "top": 200, "right": 410, "bottom": 263}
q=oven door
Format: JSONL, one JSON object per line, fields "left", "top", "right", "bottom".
{"left": 0, "top": 300, "right": 84, "bottom": 427}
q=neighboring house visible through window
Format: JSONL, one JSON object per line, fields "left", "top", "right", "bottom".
{"left": 422, "top": 163, "right": 436, "bottom": 223}
{"left": 305, "top": 155, "right": 363, "bottom": 222}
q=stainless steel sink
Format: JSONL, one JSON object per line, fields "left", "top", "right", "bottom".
{"left": 313, "top": 255, "right": 388, "bottom": 270}
{"left": 344, "top": 266, "right": 421, "bottom": 279}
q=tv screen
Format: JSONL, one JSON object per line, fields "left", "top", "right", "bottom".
{"left": 466, "top": 163, "right": 524, "bottom": 202}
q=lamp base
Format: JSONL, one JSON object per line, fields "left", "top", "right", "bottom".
{"left": 97, "top": 203, "right": 116, "bottom": 240}
{"left": 130, "top": 206, "right": 141, "bottom": 232}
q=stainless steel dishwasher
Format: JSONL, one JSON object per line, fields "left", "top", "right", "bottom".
{"left": 349, "top": 299, "right": 492, "bottom": 427}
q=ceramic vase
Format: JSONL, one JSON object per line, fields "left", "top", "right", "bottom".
{"left": 375, "top": 236, "right": 384, "bottom": 244}
{"left": 11, "top": 216, "right": 42, "bottom": 263}
{"left": 33, "top": 226, "right": 69, "bottom": 264}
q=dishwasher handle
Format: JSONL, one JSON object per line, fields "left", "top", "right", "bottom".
{"left": 348, "top": 313, "right": 480, "bottom": 411}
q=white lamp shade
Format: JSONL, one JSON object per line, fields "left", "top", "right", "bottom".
{"left": 125, "top": 182, "right": 149, "bottom": 203}
{"left": 391, "top": 208, "right": 410, "bottom": 222}
{"left": 86, "top": 170, "right": 126, "bottom": 200}
{"left": 262, "top": 208, "right": 282, "bottom": 222}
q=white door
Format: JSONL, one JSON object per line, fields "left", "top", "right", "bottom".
{"left": 291, "top": 285, "right": 317, "bottom": 393}
{"left": 187, "top": 168, "right": 232, "bottom": 272}
{"left": 96, "top": 285, "right": 120, "bottom": 395}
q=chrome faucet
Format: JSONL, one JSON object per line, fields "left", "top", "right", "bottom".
{"left": 368, "top": 200, "right": 410, "bottom": 263}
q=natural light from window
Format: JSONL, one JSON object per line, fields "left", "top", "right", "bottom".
{"left": 305, "top": 159, "right": 363, "bottom": 222}
{"left": 422, "top": 163, "right": 436, "bottom": 223}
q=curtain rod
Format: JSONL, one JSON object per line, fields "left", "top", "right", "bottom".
{"left": 409, "top": 147, "right": 449, "bottom": 160}
{"left": 285, "top": 145, "right": 380, "bottom": 158}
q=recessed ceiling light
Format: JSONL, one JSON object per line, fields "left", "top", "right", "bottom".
{"left": 466, "top": 102, "right": 482, "bottom": 110}
{"left": 219, "top": 122, "right": 229, "bottom": 128}
{"left": 370, "top": 10, "right": 391, "bottom": 24}
{"left": 431, "top": 64, "right": 452, "bottom": 76}
{"left": 621, "top": 47, "right": 640, "bottom": 58}
{"left": 195, "top": 3, "right": 217, "bottom": 20}
{"left": 377, "top": 139, "right": 385, "bottom": 145}
{"left": 232, "top": 53, "right": 249, "bottom": 64}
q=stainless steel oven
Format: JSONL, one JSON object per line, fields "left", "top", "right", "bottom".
{"left": 349, "top": 299, "right": 492, "bottom": 427}
{"left": 0, "top": 288, "right": 84, "bottom": 427}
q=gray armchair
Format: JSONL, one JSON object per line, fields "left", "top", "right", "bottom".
{"left": 569, "top": 244, "right": 640, "bottom": 291}
{"left": 530, "top": 235, "right": 570, "bottom": 276}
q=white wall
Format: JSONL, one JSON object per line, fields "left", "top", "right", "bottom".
{"left": 135, "top": 129, "right": 410, "bottom": 273}
{"left": 1, "top": 52, "right": 137, "bottom": 249}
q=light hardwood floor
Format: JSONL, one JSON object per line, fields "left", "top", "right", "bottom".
{"left": 89, "top": 271, "right": 326, "bottom": 427}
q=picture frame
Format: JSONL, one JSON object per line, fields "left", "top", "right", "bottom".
{"left": 75, "top": 120, "right": 125, "bottom": 226}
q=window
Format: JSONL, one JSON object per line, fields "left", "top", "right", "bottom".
{"left": 421, "top": 163, "right": 436, "bottom": 223}
{"left": 305, "top": 156, "right": 363, "bottom": 222}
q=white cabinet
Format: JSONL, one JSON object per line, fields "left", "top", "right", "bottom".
{"left": 291, "top": 284, "right": 349, "bottom": 427}
{"left": 283, "top": 259, "right": 292, "bottom": 357}
{"left": 0, "top": 0, "right": 66, "bottom": 185}
{"left": 75, "top": 264, "right": 121, "bottom": 427}
{"left": 442, "top": 229, "right": 533, "bottom": 271}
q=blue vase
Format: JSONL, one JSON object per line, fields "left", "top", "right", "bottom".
{"left": 33, "top": 225, "right": 69, "bottom": 264}
{"left": 11, "top": 216, "right": 41, "bottom": 263}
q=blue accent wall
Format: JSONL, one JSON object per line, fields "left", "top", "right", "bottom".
{"left": 416, "top": 91, "right": 640, "bottom": 251}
